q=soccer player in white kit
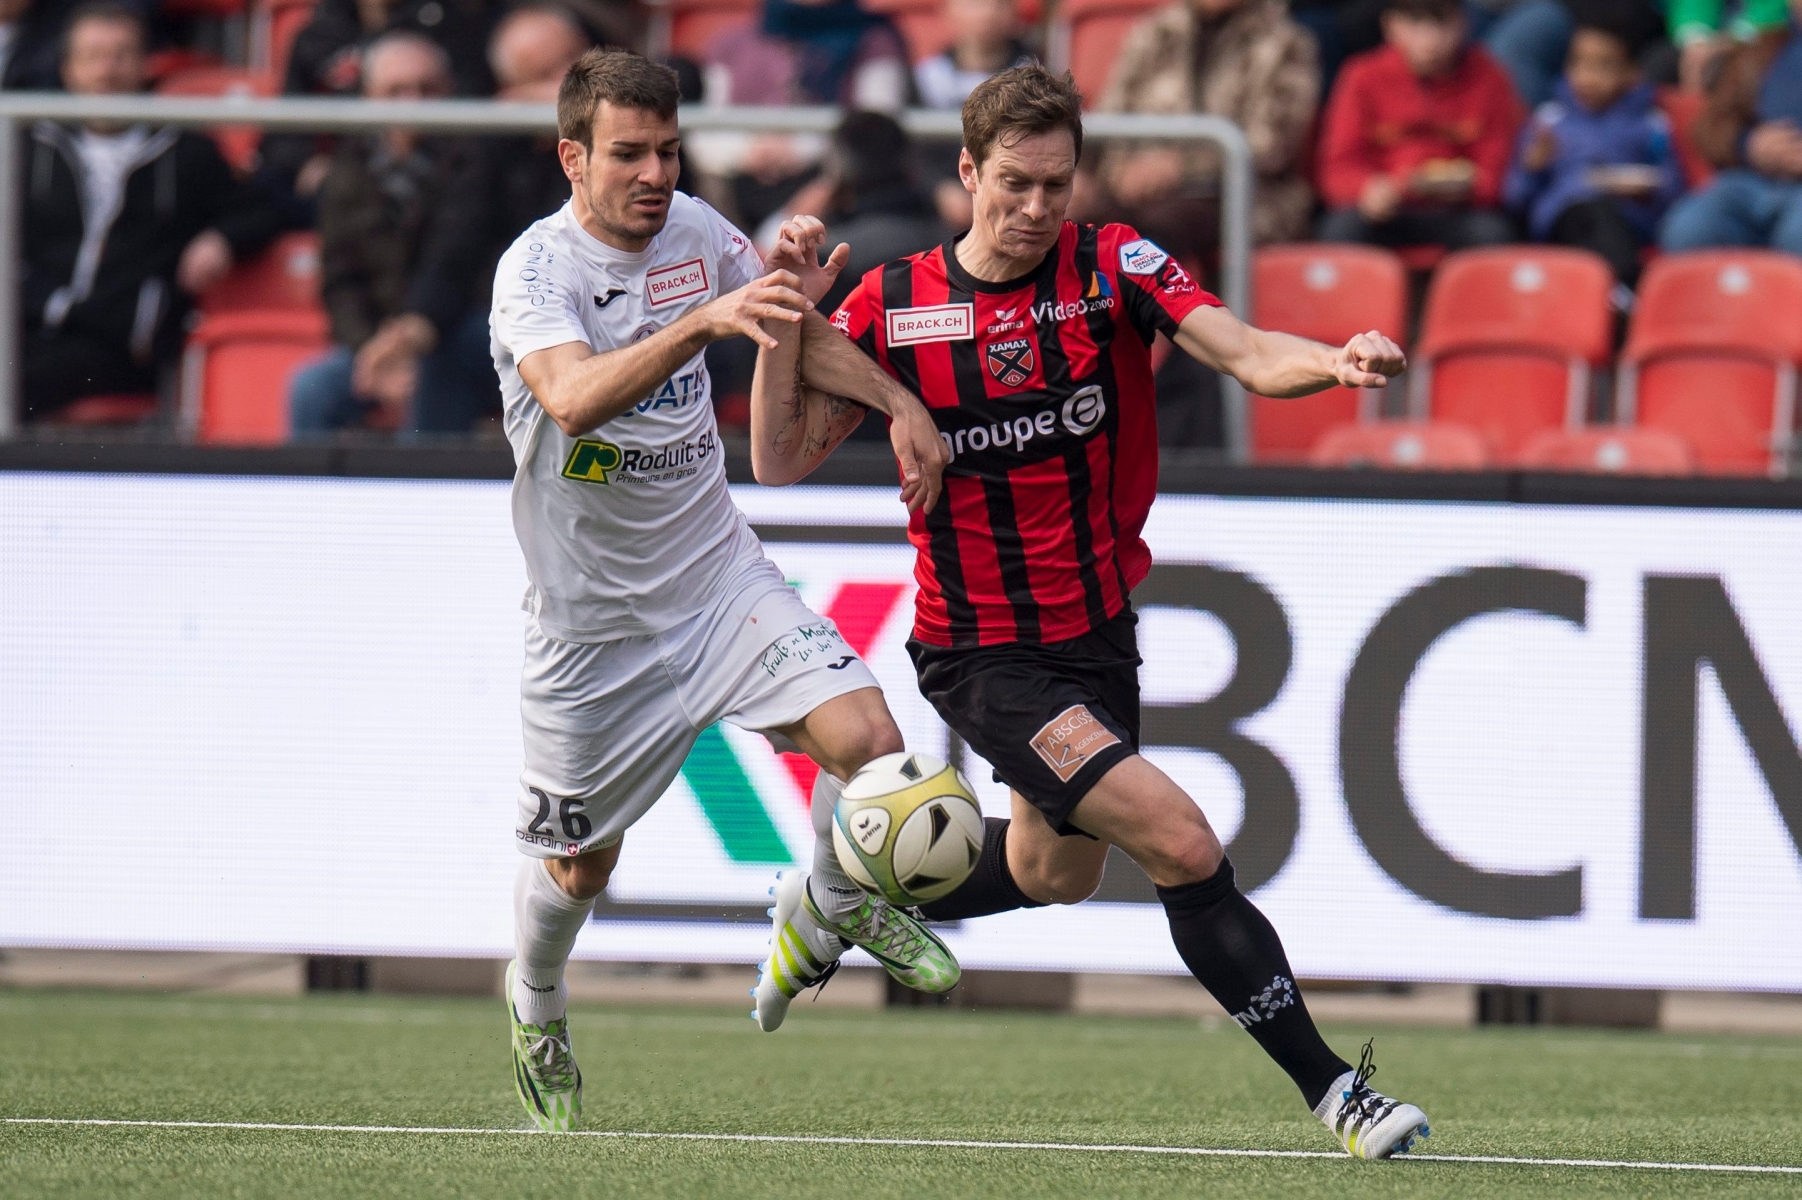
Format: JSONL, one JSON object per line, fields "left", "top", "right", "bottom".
{"left": 489, "top": 50, "right": 959, "bottom": 1131}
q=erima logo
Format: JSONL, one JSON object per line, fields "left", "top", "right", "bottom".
{"left": 562, "top": 438, "right": 623, "bottom": 484}
{"left": 594, "top": 288, "right": 626, "bottom": 309}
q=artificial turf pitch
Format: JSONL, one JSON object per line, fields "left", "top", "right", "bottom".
{"left": 2, "top": 989, "right": 1800, "bottom": 1198}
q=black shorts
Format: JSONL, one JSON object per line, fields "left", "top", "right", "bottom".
{"left": 908, "top": 607, "right": 1141, "bottom": 836}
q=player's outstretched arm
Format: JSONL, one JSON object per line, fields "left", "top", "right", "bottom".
{"left": 1172, "top": 305, "right": 1406, "bottom": 399}
{"left": 518, "top": 270, "right": 814, "bottom": 437}
{"left": 748, "top": 303, "right": 866, "bottom": 486}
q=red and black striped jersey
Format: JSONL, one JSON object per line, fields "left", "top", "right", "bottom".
{"left": 830, "top": 221, "right": 1221, "bottom": 648}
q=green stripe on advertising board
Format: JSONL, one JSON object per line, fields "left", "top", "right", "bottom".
{"left": 680, "top": 725, "right": 793, "bottom": 864}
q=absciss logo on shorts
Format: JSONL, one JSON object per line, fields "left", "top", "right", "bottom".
{"left": 1029, "top": 704, "right": 1121, "bottom": 783}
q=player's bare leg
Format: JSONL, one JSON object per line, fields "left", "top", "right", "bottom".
{"left": 754, "top": 688, "right": 961, "bottom": 1030}
{"left": 980, "top": 757, "right": 1429, "bottom": 1157}
{"left": 508, "top": 838, "right": 622, "bottom": 1131}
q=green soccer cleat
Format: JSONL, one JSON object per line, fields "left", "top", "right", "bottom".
{"left": 505, "top": 960, "right": 583, "bottom": 1132}
{"left": 1316, "top": 1040, "right": 1430, "bottom": 1160}
{"left": 754, "top": 869, "right": 961, "bottom": 1032}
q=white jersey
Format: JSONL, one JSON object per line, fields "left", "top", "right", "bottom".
{"left": 490, "top": 193, "right": 766, "bottom": 642}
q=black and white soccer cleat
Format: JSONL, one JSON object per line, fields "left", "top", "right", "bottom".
{"left": 1316, "top": 1040, "right": 1430, "bottom": 1159}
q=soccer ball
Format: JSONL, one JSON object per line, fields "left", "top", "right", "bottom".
{"left": 832, "top": 752, "right": 985, "bottom": 907}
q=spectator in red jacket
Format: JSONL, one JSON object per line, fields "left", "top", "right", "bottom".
{"left": 1316, "top": 0, "right": 1525, "bottom": 248}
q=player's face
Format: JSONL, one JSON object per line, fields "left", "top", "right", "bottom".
{"left": 560, "top": 101, "right": 682, "bottom": 250}
{"left": 962, "top": 129, "right": 1076, "bottom": 267}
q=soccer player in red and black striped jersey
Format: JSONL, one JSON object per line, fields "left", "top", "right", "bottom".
{"left": 751, "top": 65, "right": 1430, "bottom": 1160}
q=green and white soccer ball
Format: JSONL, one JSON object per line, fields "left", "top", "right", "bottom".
{"left": 833, "top": 752, "right": 985, "bottom": 907}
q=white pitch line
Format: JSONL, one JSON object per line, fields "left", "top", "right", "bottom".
{"left": 5, "top": 1118, "right": 1800, "bottom": 1176}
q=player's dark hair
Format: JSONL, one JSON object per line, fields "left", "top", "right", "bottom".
{"left": 62, "top": 0, "right": 146, "bottom": 59}
{"left": 961, "top": 64, "right": 1084, "bottom": 169}
{"left": 557, "top": 49, "right": 681, "bottom": 151}
{"left": 1382, "top": 0, "right": 1462, "bottom": 22}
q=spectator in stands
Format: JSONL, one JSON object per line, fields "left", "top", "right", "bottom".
{"left": 1316, "top": 0, "right": 1524, "bottom": 249}
{"left": 386, "top": 3, "right": 590, "bottom": 434}
{"left": 1660, "top": 4, "right": 1802, "bottom": 253}
{"left": 289, "top": 32, "right": 493, "bottom": 435}
{"left": 698, "top": 0, "right": 910, "bottom": 228}
{"left": 915, "top": 0, "right": 1033, "bottom": 108}
{"left": 1466, "top": 0, "right": 1574, "bottom": 108}
{"left": 1, "top": 0, "right": 149, "bottom": 89}
{"left": 1668, "top": 0, "right": 1789, "bottom": 91}
{"left": 816, "top": 111, "right": 947, "bottom": 313}
{"left": 913, "top": 0, "right": 1034, "bottom": 228}
{"left": 285, "top": 0, "right": 501, "bottom": 100}
{"left": 1504, "top": 11, "right": 1679, "bottom": 291}
{"left": 19, "top": 2, "right": 280, "bottom": 418}
{"left": 1089, "top": 0, "right": 1320, "bottom": 252}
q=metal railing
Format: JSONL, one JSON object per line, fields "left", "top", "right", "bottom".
{"left": 0, "top": 95, "right": 1254, "bottom": 453}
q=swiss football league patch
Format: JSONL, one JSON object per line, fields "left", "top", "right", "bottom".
{"left": 985, "top": 337, "right": 1035, "bottom": 387}
{"left": 1028, "top": 703, "right": 1122, "bottom": 783}
{"left": 1118, "top": 238, "right": 1170, "bottom": 276}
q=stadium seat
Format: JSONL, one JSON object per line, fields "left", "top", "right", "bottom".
{"left": 1048, "top": 0, "right": 1162, "bottom": 103}
{"left": 199, "top": 231, "right": 322, "bottom": 314}
{"left": 40, "top": 394, "right": 160, "bottom": 426}
{"left": 180, "top": 309, "right": 330, "bottom": 445}
{"left": 1516, "top": 427, "right": 1696, "bottom": 475}
{"left": 863, "top": 0, "right": 949, "bottom": 61}
{"left": 1249, "top": 244, "right": 1407, "bottom": 461}
{"left": 1410, "top": 246, "right": 1615, "bottom": 458}
{"left": 1618, "top": 251, "right": 1802, "bottom": 476}
{"left": 161, "top": 0, "right": 245, "bottom": 16}
{"left": 155, "top": 67, "right": 277, "bottom": 173}
{"left": 657, "top": 0, "right": 758, "bottom": 62}
{"left": 1310, "top": 420, "right": 1490, "bottom": 469}
{"left": 252, "top": 0, "right": 316, "bottom": 80}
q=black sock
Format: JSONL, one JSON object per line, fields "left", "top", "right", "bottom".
{"left": 1157, "top": 859, "right": 1350, "bottom": 1110}
{"left": 917, "top": 818, "right": 1045, "bottom": 920}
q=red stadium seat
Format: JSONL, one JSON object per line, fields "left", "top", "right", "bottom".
{"left": 1516, "top": 427, "right": 1696, "bottom": 474}
{"left": 180, "top": 309, "right": 331, "bottom": 445}
{"left": 1049, "top": 0, "right": 1162, "bottom": 104}
{"left": 657, "top": 0, "right": 759, "bottom": 61}
{"left": 252, "top": 0, "right": 316, "bottom": 80}
{"left": 1410, "top": 247, "right": 1615, "bottom": 458}
{"left": 1249, "top": 244, "right": 1407, "bottom": 461}
{"left": 199, "top": 231, "right": 322, "bottom": 314}
{"left": 161, "top": 0, "right": 245, "bottom": 17}
{"left": 41, "top": 394, "right": 160, "bottom": 426}
{"left": 1310, "top": 420, "right": 1491, "bottom": 469}
{"left": 1618, "top": 251, "right": 1802, "bottom": 476}
{"left": 155, "top": 67, "right": 277, "bottom": 173}
{"left": 862, "top": 0, "right": 1040, "bottom": 62}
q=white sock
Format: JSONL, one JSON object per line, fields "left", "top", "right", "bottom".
{"left": 808, "top": 771, "right": 867, "bottom": 924}
{"left": 512, "top": 857, "right": 595, "bottom": 1026}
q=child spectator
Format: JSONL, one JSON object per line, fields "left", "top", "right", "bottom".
{"left": 1316, "top": 0, "right": 1524, "bottom": 248}
{"left": 1504, "top": 14, "right": 1679, "bottom": 293}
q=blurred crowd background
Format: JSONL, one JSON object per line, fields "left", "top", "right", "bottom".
{"left": 9, "top": 0, "right": 1802, "bottom": 468}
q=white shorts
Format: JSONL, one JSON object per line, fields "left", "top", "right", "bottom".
{"left": 515, "top": 555, "right": 880, "bottom": 858}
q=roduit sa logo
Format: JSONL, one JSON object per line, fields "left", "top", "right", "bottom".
{"left": 561, "top": 438, "right": 624, "bottom": 484}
